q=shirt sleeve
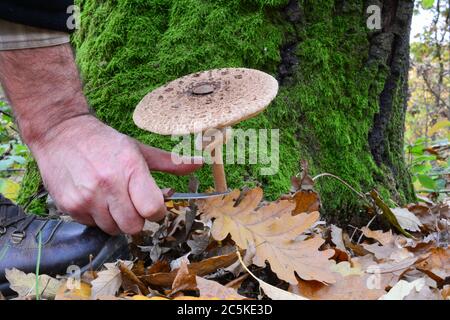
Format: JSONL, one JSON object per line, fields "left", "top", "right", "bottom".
{"left": 0, "top": 19, "right": 69, "bottom": 51}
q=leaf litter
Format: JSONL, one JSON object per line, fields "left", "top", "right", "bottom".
{"left": 5, "top": 165, "right": 450, "bottom": 300}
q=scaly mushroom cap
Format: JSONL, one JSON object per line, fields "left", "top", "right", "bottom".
{"left": 133, "top": 68, "right": 278, "bottom": 135}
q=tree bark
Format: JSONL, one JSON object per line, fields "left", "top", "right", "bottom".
{"left": 19, "top": 0, "right": 415, "bottom": 224}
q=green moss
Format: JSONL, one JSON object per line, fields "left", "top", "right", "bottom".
{"left": 16, "top": 160, "right": 46, "bottom": 213}
{"left": 18, "top": 0, "right": 413, "bottom": 222}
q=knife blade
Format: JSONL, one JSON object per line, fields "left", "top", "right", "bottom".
{"left": 164, "top": 191, "right": 230, "bottom": 201}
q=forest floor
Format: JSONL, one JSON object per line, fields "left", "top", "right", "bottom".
{"left": 3, "top": 173, "right": 449, "bottom": 300}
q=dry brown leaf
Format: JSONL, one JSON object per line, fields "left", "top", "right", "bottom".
{"left": 292, "top": 190, "right": 320, "bottom": 215}
{"left": 198, "top": 188, "right": 335, "bottom": 284}
{"left": 379, "top": 278, "right": 426, "bottom": 300}
{"left": 140, "top": 252, "right": 237, "bottom": 287}
{"left": 391, "top": 208, "right": 423, "bottom": 232}
{"left": 147, "top": 260, "right": 171, "bottom": 274}
{"left": 292, "top": 273, "right": 385, "bottom": 300}
{"left": 330, "top": 224, "right": 350, "bottom": 260}
{"left": 119, "top": 262, "right": 149, "bottom": 295}
{"left": 441, "top": 285, "right": 450, "bottom": 299}
{"left": 171, "top": 261, "right": 197, "bottom": 294}
{"left": 5, "top": 268, "right": 62, "bottom": 299}
{"left": 363, "top": 242, "right": 414, "bottom": 262}
{"left": 196, "top": 277, "right": 245, "bottom": 300}
{"left": 415, "top": 247, "right": 450, "bottom": 284}
{"left": 361, "top": 227, "right": 394, "bottom": 246}
{"left": 342, "top": 233, "right": 369, "bottom": 256}
{"left": 90, "top": 261, "right": 133, "bottom": 299}
{"left": 407, "top": 203, "right": 436, "bottom": 231}
{"left": 404, "top": 285, "right": 442, "bottom": 300}
{"left": 236, "top": 251, "right": 307, "bottom": 300}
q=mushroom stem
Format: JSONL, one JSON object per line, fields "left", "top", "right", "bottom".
{"left": 211, "top": 146, "right": 227, "bottom": 192}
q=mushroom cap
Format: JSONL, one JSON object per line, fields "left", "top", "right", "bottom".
{"left": 133, "top": 68, "right": 278, "bottom": 135}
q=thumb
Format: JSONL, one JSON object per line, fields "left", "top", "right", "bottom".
{"left": 137, "top": 141, "right": 204, "bottom": 175}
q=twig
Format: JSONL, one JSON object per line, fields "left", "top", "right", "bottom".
{"left": 312, "top": 173, "right": 370, "bottom": 204}
{"left": 0, "top": 109, "right": 12, "bottom": 118}
{"left": 356, "top": 214, "right": 377, "bottom": 244}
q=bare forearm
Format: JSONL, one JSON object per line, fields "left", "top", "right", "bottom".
{"left": 0, "top": 44, "right": 91, "bottom": 149}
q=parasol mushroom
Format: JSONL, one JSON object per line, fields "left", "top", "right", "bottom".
{"left": 133, "top": 68, "right": 278, "bottom": 192}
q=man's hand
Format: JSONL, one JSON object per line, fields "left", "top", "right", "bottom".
{"left": 32, "top": 115, "right": 202, "bottom": 235}
{"left": 0, "top": 44, "right": 202, "bottom": 235}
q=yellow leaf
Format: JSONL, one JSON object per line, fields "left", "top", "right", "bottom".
{"left": 198, "top": 188, "right": 335, "bottom": 284}
{"left": 0, "top": 178, "right": 20, "bottom": 201}
{"left": 429, "top": 119, "right": 450, "bottom": 136}
{"left": 55, "top": 281, "right": 92, "bottom": 300}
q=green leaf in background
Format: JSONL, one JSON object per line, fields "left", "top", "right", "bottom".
{"left": 0, "top": 158, "right": 14, "bottom": 171}
{"left": 411, "top": 163, "right": 432, "bottom": 175}
{"left": 12, "top": 144, "right": 28, "bottom": 156}
{"left": 409, "top": 144, "right": 424, "bottom": 155}
{"left": 417, "top": 174, "right": 437, "bottom": 190}
{"left": 412, "top": 154, "right": 437, "bottom": 163}
{"left": 421, "top": 0, "right": 435, "bottom": 9}
{"left": 8, "top": 155, "right": 26, "bottom": 165}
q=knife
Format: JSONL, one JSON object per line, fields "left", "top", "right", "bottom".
{"left": 163, "top": 191, "right": 230, "bottom": 201}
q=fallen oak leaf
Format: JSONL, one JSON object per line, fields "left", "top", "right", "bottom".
{"left": 198, "top": 188, "right": 335, "bottom": 284}
{"left": 361, "top": 227, "right": 393, "bottom": 246}
{"left": 441, "top": 285, "right": 450, "bottom": 299}
{"left": 362, "top": 241, "right": 414, "bottom": 262}
{"left": 415, "top": 247, "right": 450, "bottom": 285}
{"left": 404, "top": 284, "right": 442, "bottom": 300}
{"left": 330, "top": 224, "right": 348, "bottom": 252}
{"left": 379, "top": 278, "right": 426, "bottom": 300}
{"left": 196, "top": 276, "right": 245, "bottom": 300}
{"left": 292, "top": 190, "right": 320, "bottom": 215}
{"left": 140, "top": 251, "right": 238, "bottom": 287}
{"left": 90, "top": 261, "right": 133, "bottom": 299}
{"left": 391, "top": 208, "right": 423, "bottom": 232}
{"left": 5, "top": 268, "right": 62, "bottom": 299}
{"left": 170, "top": 261, "right": 197, "bottom": 295}
{"left": 119, "top": 262, "right": 150, "bottom": 296}
{"left": 330, "top": 224, "right": 350, "bottom": 260}
{"left": 291, "top": 273, "right": 385, "bottom": 300}
{"left": 407, "top": 203, "right": 436, "bottom": 231}
{"left": 237, "top": 251, "right": 308, "bottom": 300}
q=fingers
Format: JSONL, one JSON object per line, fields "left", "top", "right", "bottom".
{"left": 106, "top": 190, "right": 145, "bottom": 235}
{"left": 137, "top": 142, "right": 203, "bottom": 175}
{"left": 90, "top": 205, "right": 121, "bottom": 236}
{"left": 128, "top": 164, "right": 166, "bottom": 222}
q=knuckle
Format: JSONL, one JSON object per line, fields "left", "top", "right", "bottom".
{"left": 93, "top": 171, "right": 115, "bottom": 190}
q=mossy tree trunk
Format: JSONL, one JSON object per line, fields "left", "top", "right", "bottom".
{"left": 19, "top": 0, "right": 415, "bottom": 224}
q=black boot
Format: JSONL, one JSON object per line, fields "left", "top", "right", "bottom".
{"left": 0, "top": 194, "right": 130, "bottom": 296}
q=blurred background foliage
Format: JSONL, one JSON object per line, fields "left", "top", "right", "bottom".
{"left": 405, "top": 0, "right": 449, "bottom": 200}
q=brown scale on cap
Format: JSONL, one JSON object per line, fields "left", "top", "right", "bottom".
{"left": 133, "top": 67, "right": 279, "bottom": 192}
{"left": 133, "top": 68, "right": 278, "bottom": 135}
